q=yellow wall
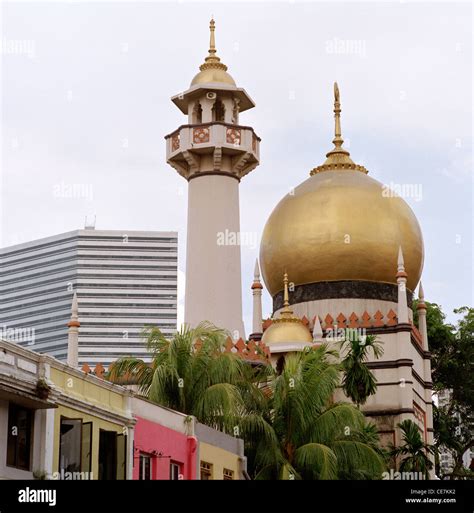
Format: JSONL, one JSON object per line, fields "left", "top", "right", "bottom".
{"left": 50, "top": 367, "right": 129, "bottom": 480}
{"left": 199, "top": 442, "right": 241, "bottom": 480}
{"left": 53, "top": 404, "right": 125, "bottom": 479}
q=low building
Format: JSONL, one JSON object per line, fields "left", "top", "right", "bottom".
{"left": 195, "top": 422, "right": 247, "bottom": 480}
{"left": 0, "top": 337, "right": 135, "bottom": 480}
{"left": 131, "top": 396, "right": 197, "bottom": 480}
{"left": 0, "top": 340, "right": 56, "bottom": 479}
{"left": 1, "top": 337, "right": 248, "bottom": 480}
{"left": 49, "top": 360, "right": 135, "bottom": 480}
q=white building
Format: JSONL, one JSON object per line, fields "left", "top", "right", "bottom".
{"left": 0, "top": 228, "right": 177, "bottom": 366}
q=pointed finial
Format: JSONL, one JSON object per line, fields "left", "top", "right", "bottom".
{"left": 418, "top": 281, "right": 424, "bottom": 301}
{"left": 251, "top": 259, "right": 263, "bottom": 291}
{"left": 313, "top": 316, "right": 323, "bottom": 340}
{"left": 199, "top": 17, "right": 228, "bottom": 72}
{"left": 209, "top": 17, "right": 216, "bottom": 57}
{"left": 310, "top": 82, "right": 367, "bottom": 175}
{"left": 396, "top": 246, "right": 408, "bottom": 280}
{"left": 254, "top": 259, "right": 260, "bottom": 281}
{"left": 68, "top": 292, "right": 80, "bottom": 328}
{"left": 283, "top": 272, "right": 289, "bottom": 308}
{"left": 71, "top": 291, "right": 78, "bottom": 317}
{"left": 397, "top": 246, "right": 405, "bottom": 270}
{"left": 333, "top": 82, "right": 342, "bottom": 144}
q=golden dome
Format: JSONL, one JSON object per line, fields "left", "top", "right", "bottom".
{"left": 259, "top": 83, "right": 424, "bottom": 298}
{"left": 261, "top": 274, "right": 313, "bottom": 346}
{"left": 191, "top": 67, "right": 236, "bottom": 86}
{"left": 191, "top": 18, "right": 236, "bottom": 87}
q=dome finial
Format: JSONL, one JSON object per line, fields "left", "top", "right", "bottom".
{"left": 333, "top": 82, "right": 343, "bottom": 146}
{"left": 199, "top": 17, "right": 228, "bottom": 72}
{"left": 209, "top": 17, "right": 216, "bottom": 57}
{"left": 281, "top": 272, "right": 294, "bottom": 317}
{"left": 310, "top": 82, "right": 368, "bottom": 175}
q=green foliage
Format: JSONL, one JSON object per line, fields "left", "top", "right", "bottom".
{"left": 339, "top": 334, "right": 384, "bottom": 407}
{"left": 244, "top": 345, "right": 386, "bottom": 480}
{"left": 391, "top": 419, "right": 435, "bottom": 479}
{"left": 109, "top": 326, "right": 387, "bottom": 480}
{"left": 413, "top": 303, "right": 473, "bottom": 478}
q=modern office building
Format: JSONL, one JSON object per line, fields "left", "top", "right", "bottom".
{"left": 0, "top": 228, "right": 178, "bottom": 366}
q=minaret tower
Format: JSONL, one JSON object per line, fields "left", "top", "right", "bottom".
{"left": 67, "top": 292, "right": 80, "bottom": 367}
{"left": 165, "top": 19, "right": 260, "bottom": 338}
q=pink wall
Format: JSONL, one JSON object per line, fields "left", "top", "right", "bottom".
{"left": 133, "top": 416, "right": 197, "bottom": 480}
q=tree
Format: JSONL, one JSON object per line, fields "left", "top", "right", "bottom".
{"left": 242, "top": 345, "right": 386, "bottom": 480}
{"left": 108, "top": 322, "right": 272, "bottom": 432}
{"left": 391, "top": 419, "right": 435, "bottom": 479}
{"left": 413, "top": 303, "right": 473, "bottom": 479}
{"left": 339, "top": 334, "right": 384, "bottom": 407}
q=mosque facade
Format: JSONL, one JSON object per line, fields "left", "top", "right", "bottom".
{"left": 166, "top": 19, "right": 433, "bottom": 452}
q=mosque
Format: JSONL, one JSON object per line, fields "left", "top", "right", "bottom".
{"left": 164, "top": 19, "right": 433, "bottom": 451}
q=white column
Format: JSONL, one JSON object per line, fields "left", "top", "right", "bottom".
{"left": 251, "top": 259, "right": 263, "bottom": 336}
{"left": 396, "top": 246, "right": 409, "bottom": 324}
{"left": 184, "top": 175, "right": 245, "bottom": 340}
{"left": 67, "top": 292, "right": 79, "bottom": 367}
{"left": 417, "top": 282, "right": 429, "bottom": 349}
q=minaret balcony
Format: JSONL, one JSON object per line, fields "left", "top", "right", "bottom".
{"left": 165, "top": 122, "right": 261, "bottom": 181}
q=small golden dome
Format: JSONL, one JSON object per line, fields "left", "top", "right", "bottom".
{"left": 191, "top": 18, "right": 236, "bottom": 87}
{"left": 261, "top": 273, "right": 313, "bottom": 346}
{"left": 259, "top": 83, "right": 424, "bottom": 298}
{"left": 191, "top": 67, "right": 236, "bottom": 86}
{"left": 261, "top": 318, "right": 313, "bottom": 346}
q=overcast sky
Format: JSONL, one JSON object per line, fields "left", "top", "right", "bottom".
{"left": 1, "top": 1, "right": 472, "bottom": 331}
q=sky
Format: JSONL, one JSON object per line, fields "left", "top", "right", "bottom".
{"left": 1, "top": 1, "right": 472, "bottom": 332}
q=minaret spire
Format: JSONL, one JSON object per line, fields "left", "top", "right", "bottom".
{"left": 417, "top": 281, "right": 429, "bottom": 349}
{"left": 396, "top": 246, "right": 409, "bottom": 324}
{"left": 209, "top": 18, "right": 216, "bottom": 57}
{"left": 310, "top": 82, "right": 367, "bottom": 175}
{"left": 250, "top": 259, "right": 263, "bottom": 340}
{"left": 67, "top": 292, "right": 80, "bottom": 367}
{"left": 200, "top": 17, "right": 228, "bottom": 71}
{"left": 281, "top": 272, "right": 294, "bottom": 318}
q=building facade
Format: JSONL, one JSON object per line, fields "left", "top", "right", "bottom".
{"left": 1, "top": 337, "right": 247, "bottom": 480}
{"left": 0, "top": 228, "right": 178, "bottom": 366}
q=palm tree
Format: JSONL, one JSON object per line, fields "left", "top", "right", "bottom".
{"left": 240, "top": 345, "right": 386, "bottom": 480}
{"left": 108, "top": 322, "right": 272, "bottom": 432}
{"left": 391, "top": 419, "right": 435, "bottom": 479}
{"left": 339, "top": 334, "right": 384, "bottom": 407}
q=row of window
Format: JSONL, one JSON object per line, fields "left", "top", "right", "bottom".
{"left": 7, "top": 404, "right": 126, "bottom": 479}
{"left": 200, "top": 461, "right": 234, "bottom": 480}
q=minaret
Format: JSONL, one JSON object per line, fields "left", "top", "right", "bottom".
{"left": 250, "top": 259, "right": 263, "bottom": 340}
{"left": 67, "top": 292, "right": 80, "bottom": 367}
{"left": 166, "top": 19, "right": 260, "bottom": 339}
{"left": 396, "top": 246, "right": 409, "bottom": 324}
{"left": 417, "top": 282, "right": 428, "bottom": 349}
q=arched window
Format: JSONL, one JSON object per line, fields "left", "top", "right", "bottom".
{"left": 212, "top": 99, "right": 225, "bottom": 122}
{"left": 192, "top": 102, "right": 202, "bottom": 124}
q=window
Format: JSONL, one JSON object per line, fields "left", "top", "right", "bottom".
{"left": 170, "top": 461, "right": 181, "bottom": 480}
{"left": 58, "top": 418, "right": 92, "bottom": 478}
{"left": 223, "top": 468, "right": 234, "bottom": 480}
{"left": 59, "top": 418, "right": 81, "bottom": 474}
{"left": 139, "top": 453, "right": 151, "bottom": 480}
{"left": 200, "top": 461, "right": 212, "bottom": 480}
{"left": 7, "top": 403, "right": 33, "bottom": 470}
{"left": 98, "top": 430, "right": 127, "bottom": 480}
